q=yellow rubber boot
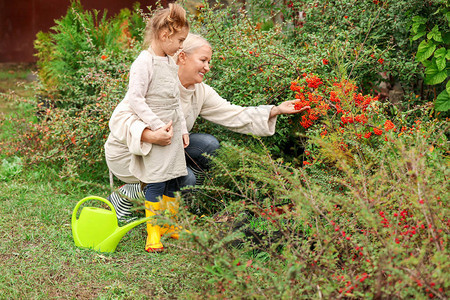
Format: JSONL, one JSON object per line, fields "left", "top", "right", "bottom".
{"left": 160, "top": 195, "right": 182, "bottom": 239}
{"left": 145, "top": 201, "right": 164, "bottom": 252}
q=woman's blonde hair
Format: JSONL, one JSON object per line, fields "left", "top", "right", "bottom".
{"left": 143, "top": 3, "right": 189, "bottom": 48}
{"left": 173, "top": 33, "right": 211, "bottom": 62}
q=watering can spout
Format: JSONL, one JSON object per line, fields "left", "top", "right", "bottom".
{"left": 95, "top": 218, "right": 150, "bottom": 252}
{"left": 72, "top": 196, "right": 150, "bottom": 253}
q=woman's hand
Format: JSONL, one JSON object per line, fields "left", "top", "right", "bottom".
{"left": 141, "top": 121, "right": 173, "bottom": 145}
{"left": 269, "top": 100, "right": 310, "bottom": 118}
{"left": 182, "top": 134, "right": 190, "bottom": 148}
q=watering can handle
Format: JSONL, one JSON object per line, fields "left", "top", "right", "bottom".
{"left": 71, "top": 196, "right": 117, "bottom": 223}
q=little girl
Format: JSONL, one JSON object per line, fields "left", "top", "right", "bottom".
{"left": 106, "top": 3, "right": 189, "bottom": 252}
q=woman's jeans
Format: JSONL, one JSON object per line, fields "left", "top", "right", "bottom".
{"left": 166, "top": 133, "right": 220, "bottom": 194}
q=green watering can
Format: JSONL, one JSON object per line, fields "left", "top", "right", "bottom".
{"left": 71, "top": 196, "right": 150, "bottom": 253}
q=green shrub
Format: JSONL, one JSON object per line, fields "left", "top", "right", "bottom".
{"left": 188, "top": 0, "right": 447, "bottom": 160}
{"left": 181, "top": 116, "right": 448, "bottom": 298}
{"left": 1, "top": 1, "right": 146, "bottom": 177}
{"left": 410, "top": 4, "right": 450, "bottom": 112}
{"left": 181, "top": 64, "right": 448, "bottom": 297}
{"left": 34, "top": 0, "right": 144, "bottom": 105}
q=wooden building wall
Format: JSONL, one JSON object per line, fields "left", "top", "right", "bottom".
{"left": 0, "top": 0, "right": 163, "bottom": 62}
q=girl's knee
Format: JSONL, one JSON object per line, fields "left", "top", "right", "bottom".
{"left": 143, "top": 182, "right": 166, "bottom": 202}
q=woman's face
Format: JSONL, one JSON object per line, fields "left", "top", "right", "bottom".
{"left": 178, "top": 44, "right": 212, "bottom": 88}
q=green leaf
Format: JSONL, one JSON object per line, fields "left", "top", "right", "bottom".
{"left": 447, "top": 80, "right": 450, "bottom": 95}
{"left": 427, "top": 25, "right": 443, "bottom": 42}
{"left": 412, "top": 16, "right": 427, "bottom": 24}
{"left": 416, "top": 40, "right": 436, "bottom": 62}
{"left": 435, "top": 90, "right": 450, "bottom": 112}
{"left": 422, "top": 59, "right": 432, "bottom": 68}
{"left": 434, "top": 48, "right": 447, "bottom": 58}
{"left": 446, "top": 49, "right": 450, "bottom": 60}
{"left": 412, "top": 23, "right": 425, "bottom": 34}
{"left": 435, "top": 49, "right": 447, "bottom": 71}
{"left": 425, "top": 64, "right": 447, "bottom": 85}
{"left": 436, "top": 56, "right": 446, "bottom": 71}
{"left": 412, "top": 31, "right": 426, "bottom": 41}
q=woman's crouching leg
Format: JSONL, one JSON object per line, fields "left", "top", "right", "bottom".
{"left": 185, "top": 133, "right": 219, "bottom": 185}
{"left": 107, "top": 183, "right": 142, "bottom": 221}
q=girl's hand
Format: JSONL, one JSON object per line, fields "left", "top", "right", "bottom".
{"left": 182, "top": 134, "right": 190, "bottom": 148}
{"left": 270, "top": 100, "right": 310, "bottom": 118}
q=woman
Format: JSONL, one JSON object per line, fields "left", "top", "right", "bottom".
{"left": 105, "top": 33, "right": 309, "bottom": 219}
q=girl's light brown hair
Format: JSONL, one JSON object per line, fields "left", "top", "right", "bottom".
{"left": 143, "top": 3, "right": 189, "bottom": 48}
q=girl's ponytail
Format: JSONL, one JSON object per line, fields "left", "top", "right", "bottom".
{"left": 143, "top": 3, "right": 189, "bottom": 48}
{"left": 167, "top": 3, "right": 187, "bottom": 29}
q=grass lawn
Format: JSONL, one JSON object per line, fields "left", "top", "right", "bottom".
{"left": 0, "top": 63, "right": 36, "bottom": 114}
{"left": 0, "top": 65, "right": 206, "bottom": 299}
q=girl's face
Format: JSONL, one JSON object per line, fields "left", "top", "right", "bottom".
{"left": 158, "top": 26, "right": 189, "bottom": 56}
{"left": 177, "top": 44, "right": 212, "bottom": 88}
